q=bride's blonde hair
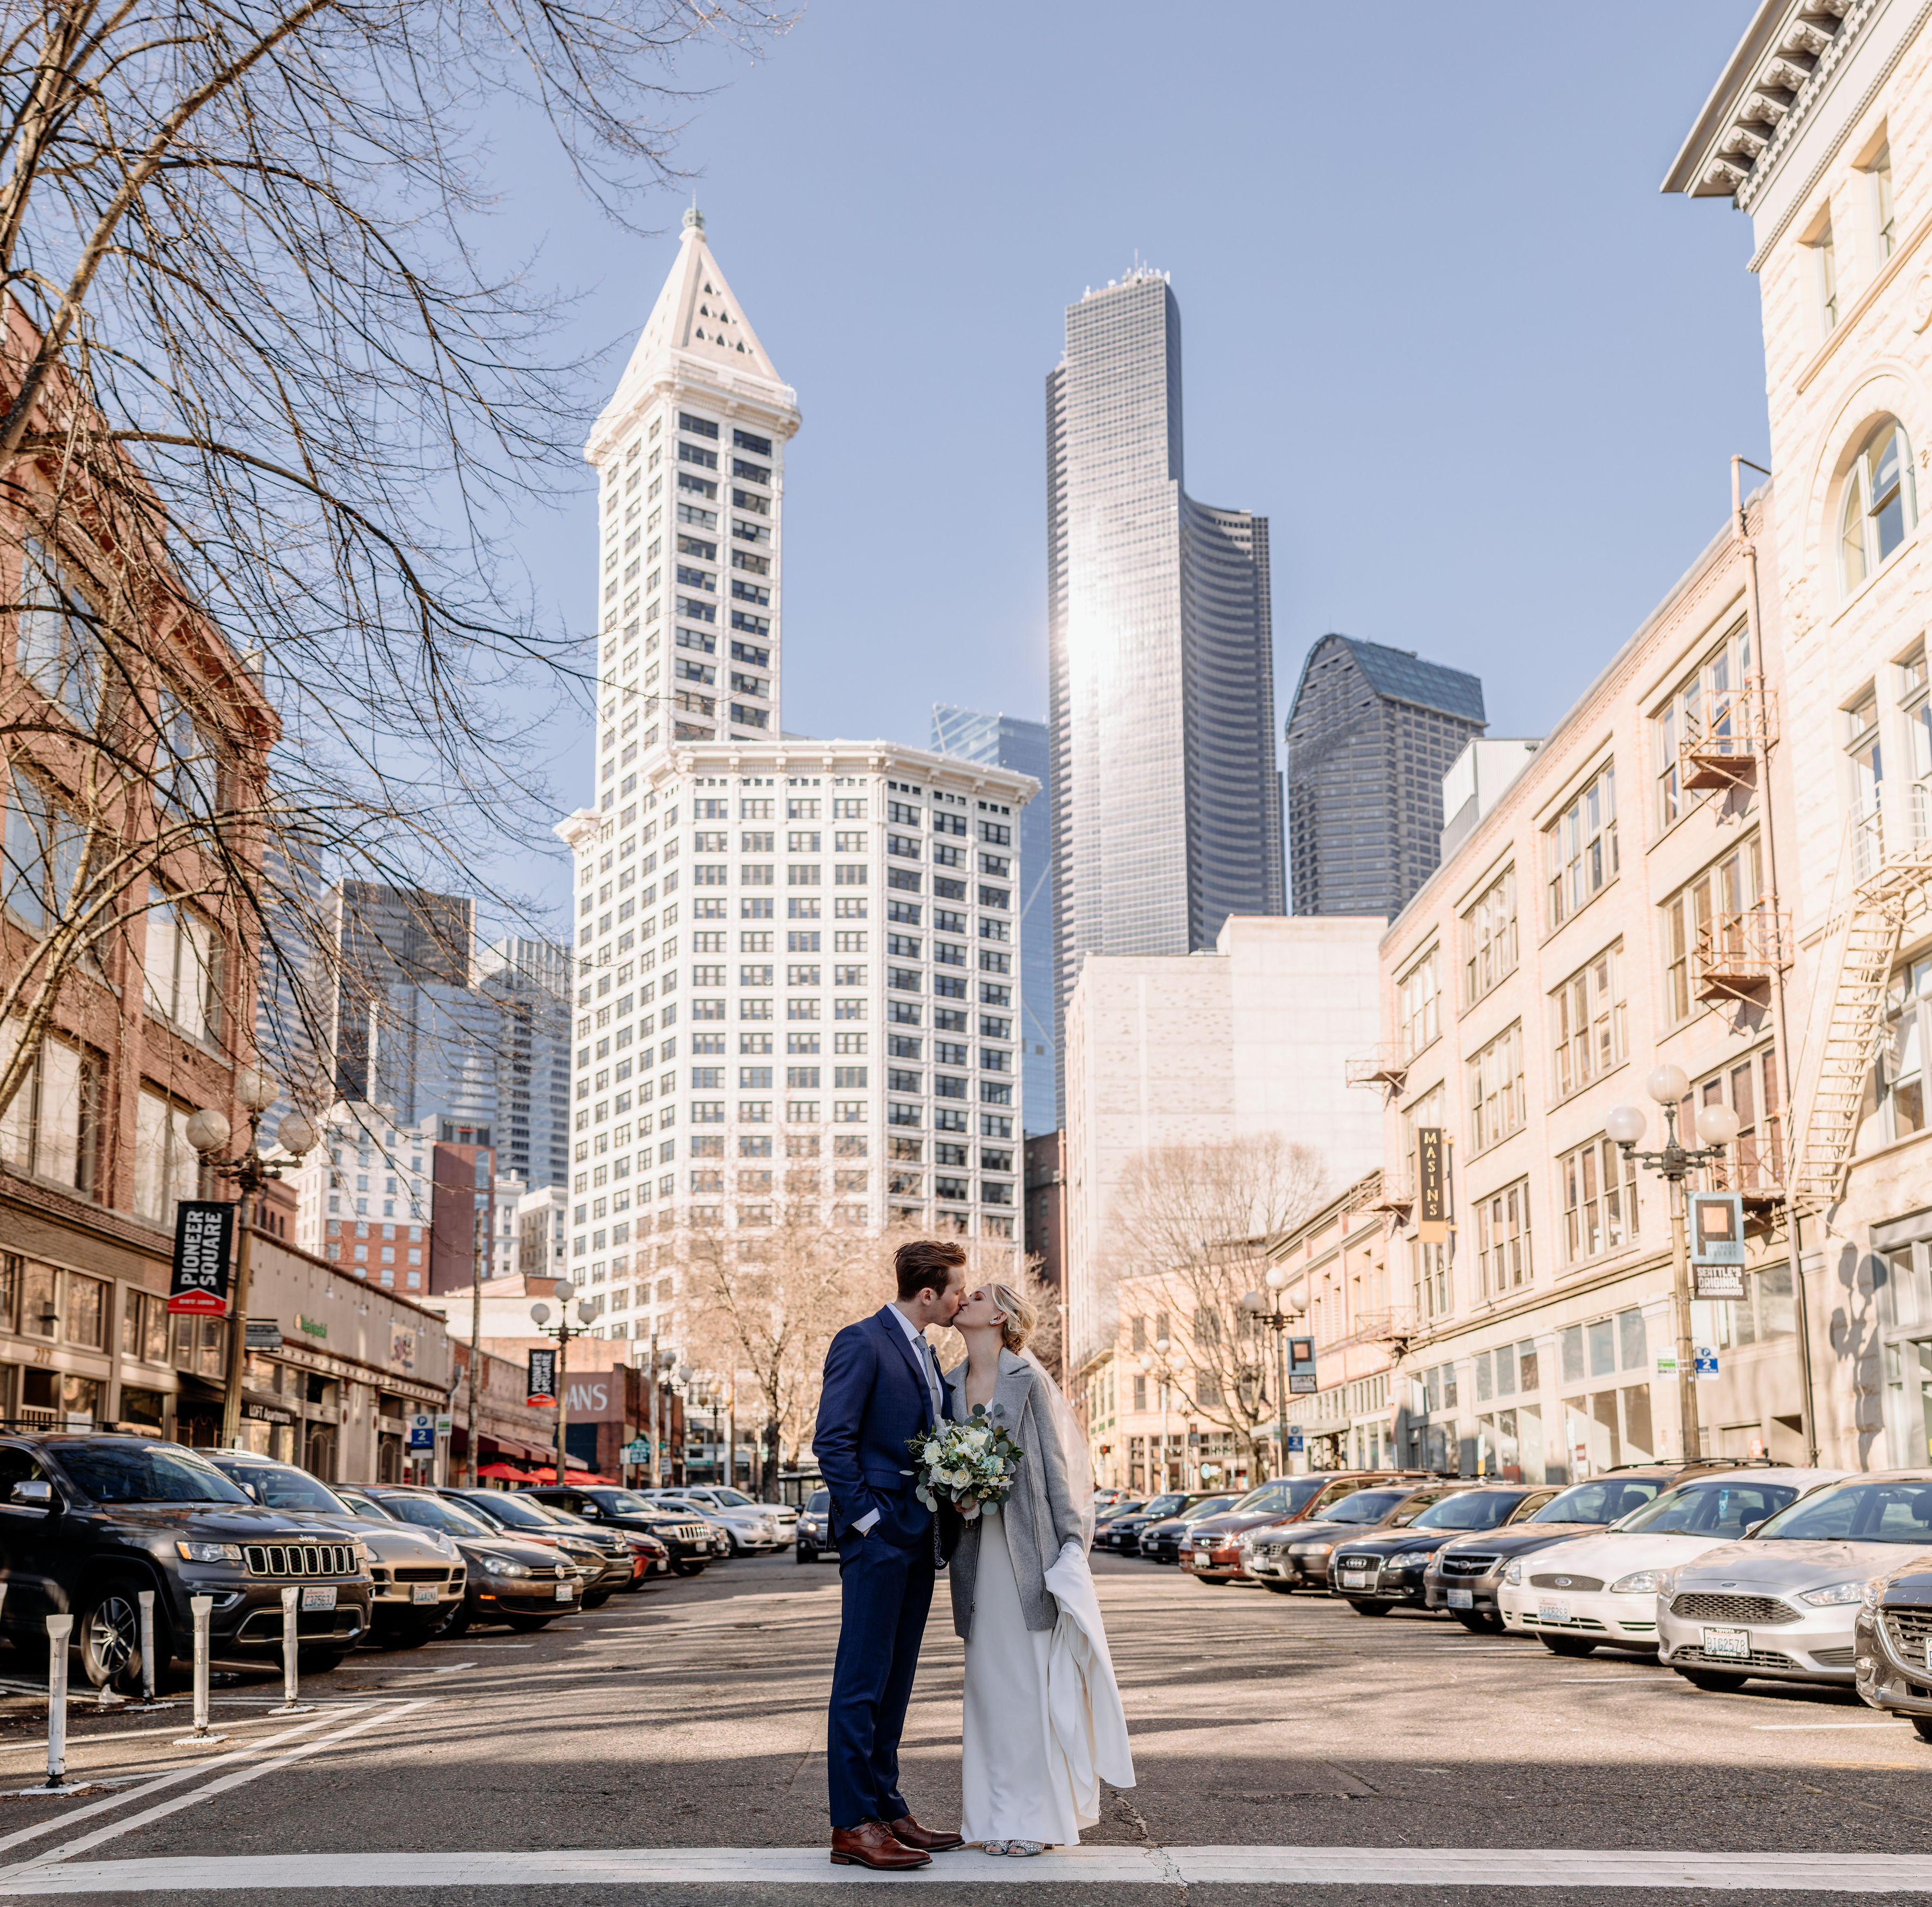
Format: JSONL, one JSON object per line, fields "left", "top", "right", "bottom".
{"left": 989, "top": 1280, "right": 1037, "bottom": 1354}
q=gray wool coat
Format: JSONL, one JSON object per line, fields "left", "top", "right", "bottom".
{"left": 943, "top": 1348, "right": 1087, "bottom": 1641}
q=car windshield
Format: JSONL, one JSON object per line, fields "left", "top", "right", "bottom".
{"left": 467, "top": 1493, "right": 558, "bottom": 1529}
{"left": 1103, "top": 1502, "right": 1145, "bottom": 1518}
{"left": 337, "top": 1492, "right": 394, "bottom": 1519}
{"left": 1324, "top": 1489, "right": 1408, "bottom": 1525}
{"left": 806, "top": 1490, "right": 829, "bottom": 1512}
{"left": 1410, "top": 1492, "right": 1518, "bottom": 1531}
{"left": 1230, "top": 1478, "right": 1325, "bottom": 1518}
{"left": 57, "top": 1444, "right": 251, "bottom": 1506}
{"left": 590, "top": 1490, "right": 654, "bottom": 1514}
{"left": 217, "top": 1462, "right": 353, "bottom": 1515}
{"left": 1614, "top": 1480, "right": 1798, "bottom": 1537}
{"left": 1753, "top": 1480, "right": 1932, "bottom": 1544}
{"left": 1531, "top": 1479, "right": 1664, "bottom": 1524}
{"left": 710, "top": 1488, "right": 756, "bottom": 1506}
{"left": 383, "top": 1495, "right": 496, "bottom": 1538}
{"left": 1183, "top": 1497, "right": 1234, "bottom": 1520}
{"left": 1139, "top": 1494, "right": 1186, "bottom": 1517}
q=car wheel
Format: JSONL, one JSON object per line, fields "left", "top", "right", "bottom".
{"left": 1673, "top": 1666, "right": 1746, "bottom": 1691}
{"left": 1539, "top": 1635, "right": 1598, "bottom": 1658}
{"left": 506, "top": 1615, "right": 555, "bottom": 1633}
{"left": 384, "top": 1622, "right": 435, "bottom": 1650}
{"left": 1455, "top": 1612, "right": 1505, "bottom": 1634}
{"left": 78, "top": 1576, "right": 150, "bottom": 1691}
{"left": 1194, "top": 1575, "right": 1231, "bottom": 1587}
{"left": 1260, "top": 1580, "right": 1296, "bottom": 1595}
{"left": 583, "top": 1592, "right": 610, "bottom": 1609}
{"left": 298, "top": 1649, "right": 346, "bottom": 1674}
{"left": 670, "top": 1560, "right": 705, "bottom": 1577}
{"left": 795, "top": 1545, "right": 817, "bottom": 1565}
{"left": 1912, "top": 1716, "right": 1932, "bottom": 1744}
{"left": 434, "top": 1606, "right": 470, "bottom": 1640}
{"left": 1347, "top": 1600, "right": 1390, "bottom": 1617}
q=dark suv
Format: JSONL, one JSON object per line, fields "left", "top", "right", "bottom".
{"left": 521, "top": 1485, "right": 720, "bottom": 1577}
{"left": 0, "top": 1433, "right": 372, "bottom": 1689}
{"left": 1245, "top": 1481, "right": 1457, "bottom": 1592}
{"left": 1327, "top": 1484, "right": 1557, "bottom": 1614}
{"left": 1184, "top": 1472, "right": 1432, "bottom": 1585}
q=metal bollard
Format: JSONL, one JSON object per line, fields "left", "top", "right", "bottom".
{"left": 174, "top": 1595, "right": 226, "bottom": 1747}
{"left": 134, "top": 1590, "right": 174, "bottom": 1709}
{"left": 268, "top": 1586, "right": 312, "bottom": 1715}
{"left": 45, "top": 1614, "right": 72, "bottom": 1788}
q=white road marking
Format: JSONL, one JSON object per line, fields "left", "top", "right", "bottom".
{"left": 1751, "top": 1720, "right": 1905, "bottom": 1730}
{"left": 0, "top": 1701, "right": 433, "bottom": 1886}
{"left": 4, "top": 1844, "right": 1929, "bottom": 1893}
{"left": 332, "top": 1662, "right": 475, "bottom": 1675}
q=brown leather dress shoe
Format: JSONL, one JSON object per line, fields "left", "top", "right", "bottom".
{"left": 831, "top": 1820, "right": 932, "bottom": 1870}
{"left": 888, "top": 1813, "right": 965, "bottom": 1852}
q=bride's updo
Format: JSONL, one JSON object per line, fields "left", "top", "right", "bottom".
{"left": 990, "top": 1281, "right": 1037, "bottom": 1354}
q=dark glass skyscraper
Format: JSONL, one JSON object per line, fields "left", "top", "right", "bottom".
{"left": 1285, "top": 634, "right": 1486, "bottom": 920}
{"left": 1045, "top": 268, "right": 1283, "bottom": 1103}
{"left": 931, "top": 705, "right": 1056, "bottom": 1134}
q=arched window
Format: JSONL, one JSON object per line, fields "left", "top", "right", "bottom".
{"left": 1840, "top": 417, "right": 1918, "bottom": 595}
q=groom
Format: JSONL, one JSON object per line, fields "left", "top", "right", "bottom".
{"left": 813, "top": 1238, "right": 970, "bottom": 1871}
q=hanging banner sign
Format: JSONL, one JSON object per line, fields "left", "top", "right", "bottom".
{"left": 1287, "top": 1336, "right": 1318, "bottom": 1395}
{"left": 167, "top": 1201, "right": 236, "bottom": 1316}
{"left": 1416, "top": 1127, "right": 1450, "bottom": 1243}
{"left": 526, "top": 1348, "right": 558, "bottom": 1408}
{"left": 1690, "top": 1191, "right": 1747, "bottom": 1299}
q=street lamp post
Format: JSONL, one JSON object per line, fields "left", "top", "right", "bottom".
{"left": 530, "top": 1283, "right": 598, "bottom": 1487}
{"left": 1607, "top": 1064, "right": 1740, "bottom": 1469}
{"left": 187, "top": 1071, "right": 316, "bottom": 1452}
{"left": 1137, "top": 1335, "right": 1173, "bottom": 1492}
{"left": 1240, "top": 1268, "right": 1297, "bottom": 1480}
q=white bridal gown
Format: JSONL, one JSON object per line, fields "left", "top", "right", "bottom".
{"left": 959, "top": 1502, "right": 1082, "bottom": 1847}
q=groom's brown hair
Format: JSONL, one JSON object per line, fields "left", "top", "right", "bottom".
{"left": 895, "top": 1238, "right": 967, "bottom": 1300}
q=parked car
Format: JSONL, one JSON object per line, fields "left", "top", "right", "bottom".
{"left": 341, "top": 1485, "right": 580, "bottom": 1633}
{"left": 1497, "top": 1467, "right": 1844, "bottom": 1657}
{"left": 437, "top": 1488, "right": 630, "bottom": 1604}
{"left": 1245, "top": 1481, "right": 1457, "bottom": 1592}
{"left": 1658, "top": 1471, "right": 1932, "bottom": 1691}
{"left": 198, "top": 1449, "right": 463, "bottom": 1647}
{"left": 1138, "top": 1496, "right": 1236, "bottom": 1566}
{"left": 1195, "top": 1472, "right": 1432, "bottom": 1586}
{"left": 1104, "top": 1493, "right": 1220, "bottom": 1557}
{"left": 1326, "top": 1484, "right": 1557, "bottom": 1614}
{"left": 0, "top": 1433, "right": 372, "bottom": 1689}
{"left": 795, "top": 1488, "right": 841, "bottom": 1565}
{"left": 1855, "top": 1548, "right": 1932, "bottom": 1738}
{"left": 517, "top": 1485, "right": 720, "bottom": 1576}
{"left": 636, "top": 1487, "right": 785, "bottom": 1556}
{"left": 679, "top": 1486, "right": 799, "bottom": 1540}
{"left": 1092, "top": 1500, "right": 1147, "bottom": 1549}
{"left": 1424, "top": 1469, "right": 1689, "bottom": 1632}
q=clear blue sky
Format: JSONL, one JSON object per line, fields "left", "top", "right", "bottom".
{"left": 488, "top": 1, "right": 1768, "bottom": 929}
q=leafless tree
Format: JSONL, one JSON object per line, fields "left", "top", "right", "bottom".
{"left": 1111, "top": 1135, "right": 1328, "bottom": 1477}
{"left": 0, "top": 0, "right": 787, "bottom": 1135}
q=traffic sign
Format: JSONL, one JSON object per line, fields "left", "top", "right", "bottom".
{"left": 1694, "top": 1347, "right": 1720, "bottom": 1380}
{"left": 621, "top": 1438, "right": 652, "bottom": 1464}
{"left": 407, "top": 1413, "right": 435, "bottom": 1450}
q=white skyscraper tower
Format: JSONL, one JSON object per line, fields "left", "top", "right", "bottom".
{"left": 564, "top": 213, "right": 1036, "bottom": 1360}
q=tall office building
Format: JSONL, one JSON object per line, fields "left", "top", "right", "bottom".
{"left": 477, "top": 937, "right": 572, "bottom": 1191}
{"left": 1045, "top": 266, "right": 1283, "bottom": 1105}
{"left": 565, "top": 214, "right": 1036, "bottom": 1355}
{"left": 1284, "top": 634, "right": 1486, "bottom": 920}
{"left": 931, "top": 707, "right": 1055, "bottom": 1134}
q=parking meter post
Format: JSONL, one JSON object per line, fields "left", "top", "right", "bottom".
{"left": 44, "top": 1613, "right": 72, "bottom": 1787}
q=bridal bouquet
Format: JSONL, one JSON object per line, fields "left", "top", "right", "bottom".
{"left": 906, "top": 1406, "right": 1021, "bottom": 1519}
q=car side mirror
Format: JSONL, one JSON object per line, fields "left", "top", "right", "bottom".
{"left": 1392, "top": 1511, "right": 1416, "bottom": 1525}
{"left": 1744, "top": 1519, "right": 1766, "bottom": 1537}
{"left": 10, "top": 1479, "right": 53, "bottom": 1509}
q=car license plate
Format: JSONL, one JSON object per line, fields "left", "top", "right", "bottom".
{"left": 301, "top": 1585, "right": 336, "bottom": 1611}
{"left": 1703, "top": 1625, "right": 1751, "bottom": 1660}
{"left": 1538, "top": 1598, "right": 1570, "bottom": 1623}
{"left": 1448, "top": 1589, "right": 1474, "bottom": 1609}
{"left": 1339, "top": 1567, "right": 1368, "bottom": 1584}
{"left": 411, "top": 1584, "right": 438, "bottom": 1605}
{"left": 554, "top": 1582, "right": 574, "bottom": 1601}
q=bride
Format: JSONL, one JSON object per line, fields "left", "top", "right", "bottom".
{"left": 944, "top": 1281, "right": 1135, "bottom": 1857}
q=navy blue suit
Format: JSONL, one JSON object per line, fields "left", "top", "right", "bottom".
{"left": 813, "top": 1307, "right": 948, "bottom": 1829}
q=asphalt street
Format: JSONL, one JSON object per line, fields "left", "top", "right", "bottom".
{"left": 0, "top": 1551, "right": 1927, "bottom": 1903}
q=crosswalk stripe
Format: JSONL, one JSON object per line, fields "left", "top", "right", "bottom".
{"left": 5, "top": 1845, "right": 1929, "bottom": 1893}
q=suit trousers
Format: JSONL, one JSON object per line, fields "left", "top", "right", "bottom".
{"left": 826, "top": 1519, "right": 935, "bottom": 1828}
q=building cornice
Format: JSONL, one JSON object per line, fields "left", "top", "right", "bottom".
{"left": 586, "top": 351, "right": 800, "bottom": 468}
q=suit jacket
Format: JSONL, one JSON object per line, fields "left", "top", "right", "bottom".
{"left": 943, "top": 1348, "right": 1086, "bottom": 1640}
{"left": 812, "top": 1306, "right": 944, "bottom": 1547}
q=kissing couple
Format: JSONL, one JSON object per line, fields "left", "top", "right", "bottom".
{"left": 811, "top": 1238, "right": 1135, "bottom": 1871}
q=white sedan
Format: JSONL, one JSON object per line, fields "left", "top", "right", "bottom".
{"left": 1658, "top": 1473, "right": 1932, "bottom": 1690}
{"left": 1497, "top": 1468, "right": 1845, "bottom": 1657}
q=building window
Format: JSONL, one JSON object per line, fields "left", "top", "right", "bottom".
{"left": 0, "top": 1037, "right": 97, "bottom": 1194}
{"left": 1468, "top": 1021, "right": 1525, "bottom": 1153}
{"left": 1877, "top": 957, "right": 1932, "bottom": 1144}
{"left": 1661, "top": 837, "right": 1763, "bottom": 1024}
{"left": 1411, "top": 1237, "right": 1450, "bottom": 1325}
{"left": 1902, "top": 646, "right": 1932, "bottom": 845}
{"left": 1871, "top": 142, "right": 1897, "bottom": 259}
{"left": 1397, "top": 946, "right": 1440, "bottom": 1058}
{"left": 1545, "top": 765, "right": 1616, "bottom": 927}
{"left": 1815, "top": 220, "right": 1838, "bottom": 334}
{"left": 1693, "top": 1047, "right": 1783, "bottom": 1195}
{"left": 1551, "top": 941, "right": 1624, "bottom": 1100}
{"left": 1475, "top": 1181, "right": 1532, "bottom": 1299}
{"left": 1462, "top": 868, "right": 1516, "bottom": 1004}
{"left": 1653, "top": 619, "right": 1755, "bottom": 828}
{"left": 132, "top": 1088, "right": 199, "bottom": 1227}
{"left": 1559, "top": 1136, "right": 1638, "bottom": 1265}
{"left": 1840, "top": 418, "right": 1916, "bottom": 597}
{"left": 143, "top": 887, "right": 222, "bottom": 1042}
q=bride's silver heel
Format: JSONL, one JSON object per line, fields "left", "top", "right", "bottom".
{"left": 1007, "top": 1842, "right": 1046, "bottom": 1857}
